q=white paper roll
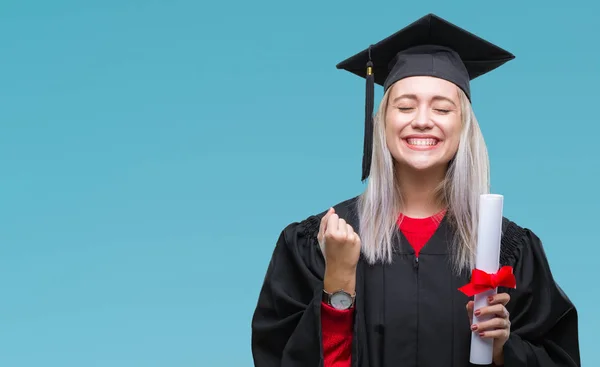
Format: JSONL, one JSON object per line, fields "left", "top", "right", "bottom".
{"left": 469, "top": 194, "right": 504, "bottom": 365}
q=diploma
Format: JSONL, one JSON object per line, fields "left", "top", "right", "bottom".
{"left": 469, "top": 194, "right": 504, "bottom": 365}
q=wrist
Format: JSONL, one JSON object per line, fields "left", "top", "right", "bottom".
{"left": 324, "top": 267, "right": 356, "bottom": 294}
{"left": 492, "top": 350, "right": 504, "bottom": 366}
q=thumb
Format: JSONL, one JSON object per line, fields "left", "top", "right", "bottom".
{"left": 320, "top": 207, "right": 335, "bottom": 239}
{"left": 324, "top": 207, "right": 335, "bottom": 223}
{"left": 466, "top": 301, "right": 474, "bottom": 324}
{"left": 326, "top": 207, "right": 337, "bottom": 228}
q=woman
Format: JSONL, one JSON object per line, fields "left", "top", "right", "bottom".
{"left": 251, "top": 14, "right": 580, "bottom": 367}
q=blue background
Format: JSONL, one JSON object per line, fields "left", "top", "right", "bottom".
{"left": 1, "top": 0, "right": 597, "bottom": 366}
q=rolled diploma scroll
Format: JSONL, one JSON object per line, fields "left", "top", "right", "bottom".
{"left": 469, "top": 194, "right": 504, "bottom": 365}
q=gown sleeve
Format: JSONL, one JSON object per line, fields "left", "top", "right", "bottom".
{"left": 500, "top": 221, "right": 581, "bottom": 366}
{"left": 251, "top": 215, "right": 330, "bottom": 367}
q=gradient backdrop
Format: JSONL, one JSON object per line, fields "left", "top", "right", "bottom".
{"left": 1, "top": 0, "right": 597, "bottom": 366}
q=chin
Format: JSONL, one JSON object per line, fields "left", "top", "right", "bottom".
{"left": 395, "top": 152, "right": 449, "bottom": 172}
{"left": 403, "top": 161, "right": 440, "bottom": 171}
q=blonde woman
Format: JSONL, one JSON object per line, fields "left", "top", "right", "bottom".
{"left": 251, "top": 14, "right": 580, "bottom": 367}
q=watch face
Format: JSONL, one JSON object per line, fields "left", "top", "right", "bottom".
{"left": 330, "top": 291, "right": 353, "bottom": 309}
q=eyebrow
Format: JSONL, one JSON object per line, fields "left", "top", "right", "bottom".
{"left": 392, "top": 94, "right": 457, "bottom": 107}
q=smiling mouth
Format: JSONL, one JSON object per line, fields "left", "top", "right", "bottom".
{"left": 405, "top": 138, "right": 440, "bottom": 147}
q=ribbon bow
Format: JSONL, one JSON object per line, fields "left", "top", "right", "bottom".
{"left": 458, "top": 266, "right": 517, "bottom": 297}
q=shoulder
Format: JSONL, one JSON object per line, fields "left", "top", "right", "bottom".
{"left": 499, "top": 217, "right": 577, "bottom": 324}
{"left": 500, "top": 216, "right": 548, "bottom": 267}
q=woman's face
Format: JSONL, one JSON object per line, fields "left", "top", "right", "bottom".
{"left": 385, "top": 76, "right": 463, "bottom": 173}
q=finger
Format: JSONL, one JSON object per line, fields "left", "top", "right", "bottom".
{"left": 476, "top": 304, "right": 509, "bottom": 318}
{"left": 466, "top": 301, "right": 474, "bottom": 311}
{"left": 466, "top": 301, "right": 474, "bottom": 323}
{"left": 488, "top": 293, "right": 510, "bottom": 306}
{"left": 326, "top": 213, "right": 339, "bottom": 234}
{"left": 346, "top": 224, "right": 355, "bottom": 237}
{"left": 319, "top": 208, "right": 334, "bottom": 241}
{"left": 351, "top": 231, "right": 361, "bottom": 246}
{"left": 320, "top": 207, "right": 333, "bottom": 228}
{"left": 348, "top": 225, "right": 360, "bottom": 244}
{"left": 338, "top": 219, "right": 347, "bottom": 237}
{"left": 350, "top": 230, "right": 360, "bottom": 244}
{"left": 473, "top": 317, "right": 510, "bottom": 332}
{"left": 478, "top": 329, "right": 510, "bottom": 340}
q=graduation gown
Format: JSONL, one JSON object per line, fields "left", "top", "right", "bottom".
{"left": 251, "top": 197, "right": 580, "bottom": 366}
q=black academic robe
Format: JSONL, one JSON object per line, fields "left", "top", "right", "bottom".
{"left": 251, "top": 197, "right": 580, "bottom": 367}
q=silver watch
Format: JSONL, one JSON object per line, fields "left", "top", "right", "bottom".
{"left": 323, "top": 289, "right": 355, "bottom": 310}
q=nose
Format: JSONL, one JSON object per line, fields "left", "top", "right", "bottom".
{"left": 411, "top": 107, "right": 434, "bottom": 130}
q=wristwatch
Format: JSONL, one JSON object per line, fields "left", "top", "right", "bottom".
{"left": 322, "top": 289, "right": 355, "bottom": 310}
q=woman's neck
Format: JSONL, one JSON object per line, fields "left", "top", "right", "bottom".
{"left": 396, "top": 164, "right": 447, "bottom": 218}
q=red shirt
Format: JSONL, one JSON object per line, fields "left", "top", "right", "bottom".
{"left": 321, "top": 210, "right": 446, "bottom": 367}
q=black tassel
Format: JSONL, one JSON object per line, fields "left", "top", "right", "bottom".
{"left": 362, "top": 58, "right": 374, "bottom": 182}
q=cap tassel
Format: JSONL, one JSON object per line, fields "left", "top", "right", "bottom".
{"left": 362, "top": 59, "right": 374, "bottom": 182}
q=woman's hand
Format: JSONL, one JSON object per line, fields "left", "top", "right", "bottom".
{"left": 317, "top": 207, "right": 361, "bottom": 294}
{"left": 466, "top": 293, "right": 511, "bottom": 366}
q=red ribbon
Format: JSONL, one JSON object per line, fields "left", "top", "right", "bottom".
{"left": 458, "top": 266, "right": 516, "bottom": 297}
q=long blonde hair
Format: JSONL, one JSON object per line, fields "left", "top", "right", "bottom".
{"left": 357, "top": 86, "right": 490, "bottom": 274}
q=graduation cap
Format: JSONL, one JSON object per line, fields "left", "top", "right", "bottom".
{"left": 336, "top": 13, "right": 515, "bottom": 181}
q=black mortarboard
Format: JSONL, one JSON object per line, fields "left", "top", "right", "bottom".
{"left": 336, "top": 13, "right": 515, "bottom": 181}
